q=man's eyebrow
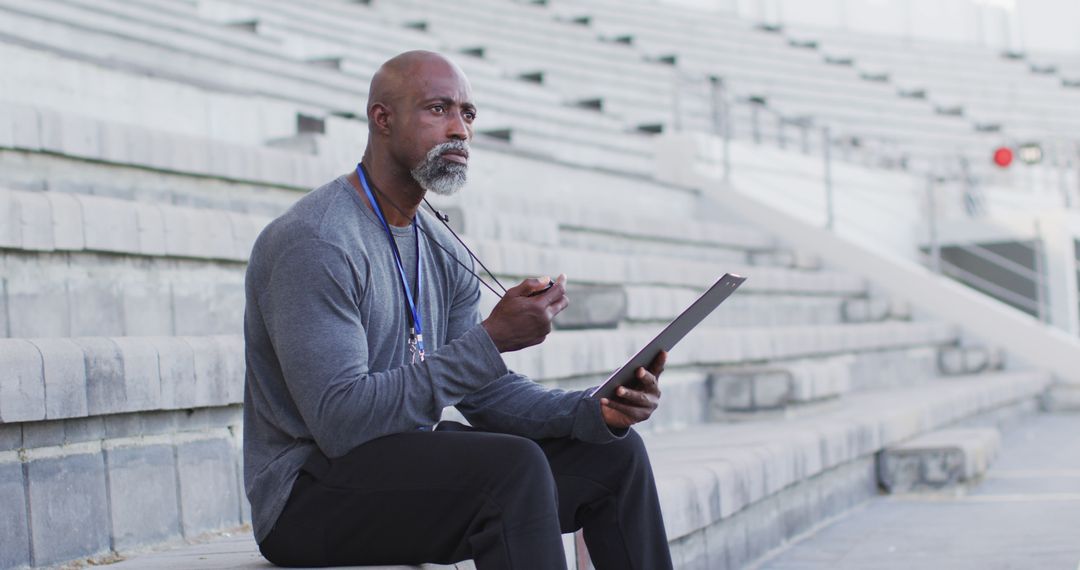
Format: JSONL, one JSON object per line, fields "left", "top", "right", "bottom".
{"left": 422, "top": 97, "right": 477, "bottom": 110}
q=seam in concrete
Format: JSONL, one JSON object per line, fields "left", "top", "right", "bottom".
{"left": 101, "top": 433, "right": 171, "bottom": 451}
{"left": 62, "top": 271, "right": 72, "bottom": 336}
{"left": 169, "top": 281, "right": 177, "bottom": 337}
{"left": 103, "top": 447, "right": 117, "bottom": 552}
{"left": 100, "top": 429, "right": 230, "bottom": 451}
{"left": 153, "top": 340, "right": 163, "bottom": 416}
{"left": 30, "top": 340, "right": 48, "bottom": 419}
{"left": 22, "top": 461, "right": 35, "bottom": 567}
{"left": 173, "top": 428, "right": 234, "bottom": 444}
{"left": 171, "top": 444, "right": 186, "bottom": 541}
{"left": 234, "top": 448, "right": 245, "bottom": 525}
{"left": 22, "top": 440, "right": 103, "bottom": 460}
{"left": 118, "top": 271, "right": 129, "bottom": 337}
{"left": 1, "top": 277, "right": 10, "bottom": 337}
{"left": 71, "top": 337, "right": 91, "bottom": 414}
{"left": 887, "top": 493, "right": 1080, "bottom": 503}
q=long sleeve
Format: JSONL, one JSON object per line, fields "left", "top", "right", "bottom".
{"left": 261, "top": 238, "right": 508, "bottom": 458}
{"left": 442, "top": 254, "right": 625, "bottom": 444}
{"left": 457, "top": 373, "right": 626, "bottom": 443}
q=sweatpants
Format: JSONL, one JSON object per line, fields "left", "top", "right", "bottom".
{"left": 258, "top": 424, "right": 673, "bottom": 570}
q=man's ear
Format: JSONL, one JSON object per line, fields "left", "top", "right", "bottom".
{"left": 368, "top": 102, "right": 393, "bottom": 136}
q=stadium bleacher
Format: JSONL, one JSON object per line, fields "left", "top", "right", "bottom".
{"left": 0, "top": 0, "right": 1077, "bottom": 568}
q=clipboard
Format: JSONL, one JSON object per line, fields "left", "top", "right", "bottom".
{"left": 589, "top": 273, "right": 747, "bottom": 400}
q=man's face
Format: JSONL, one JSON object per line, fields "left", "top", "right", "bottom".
{"left": 394, "top": 62, "right": 476, "bottom": 196}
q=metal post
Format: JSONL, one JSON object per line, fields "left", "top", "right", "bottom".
{"left": 959, "top": 155, "right": 981, "bottom": 217}
{"left": 1075, "top": 141, "right": 1080, "bottom": 208}
{"left": 1065, "top": 157, "right": 1076, "bottom": 209}
{"left": 926, "top": 172, "right": 941, "bottom": 273}
{"left": 751, "top": 104, "right": 761, "bottom": 144}
{"left": 1058, "top": 143, "right": 1072, "bottom": 208}
{"left": 671, "top": 75, "right": 683, "bottom": 133}
{"left": 823, "top": 126, "right": 835, "bottom": 231}
{"left": 1033, "top": 220, "right": 1048, "bottom": 322}
{"left": 709, "top": 76, "right": 731, "bottom": 184}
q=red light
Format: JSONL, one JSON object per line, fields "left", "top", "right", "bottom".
{"left": 993, "top": 147, "right": 1013, "bottom": 168}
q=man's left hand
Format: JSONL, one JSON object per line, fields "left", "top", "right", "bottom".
{"left": 600, "top": 351, "right": 666, "bottom": 430}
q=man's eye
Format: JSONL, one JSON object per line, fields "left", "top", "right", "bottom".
{"left": 464, "top": 111, "right": 476, "bottom": 121}
{"left": 431, "top": 105, "right": 445, "bottom": 114}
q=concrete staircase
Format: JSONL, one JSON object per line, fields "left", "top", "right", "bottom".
{"left": 0, "top": 0, "right": 1065, "bottom": 569}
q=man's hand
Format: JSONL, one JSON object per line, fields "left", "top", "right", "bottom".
{"left": 482, "top": 274, "right": 569, "bottom": 353}
{"left": 601, "top": 351, "right": 666, "bottom": 430}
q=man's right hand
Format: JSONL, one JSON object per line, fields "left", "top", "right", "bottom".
{"left": 482, "top": 274, "right": 569, "bottom": 353}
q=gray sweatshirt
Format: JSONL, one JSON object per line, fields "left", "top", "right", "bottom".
{"left": 243, "top": 175, "right": 621, "bottom": 542}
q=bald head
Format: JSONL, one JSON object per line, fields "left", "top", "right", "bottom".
{"left": 367, "top": 51, "right": 471, "bottom": 123}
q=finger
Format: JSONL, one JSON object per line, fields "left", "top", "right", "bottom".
{"left": 527, "top": 281, "right": 557, "bottom": 298}
{"left": 539, "top": 273, "right": 567, "bottom": 302}
{"left": 616, "top": 386, "right": 657, "bottom": 407}
{"left": 602, "top": 398, "right": 651, "bottom": 422}
{"left": 513, "top": 276, "right": 551, "bottom": 297}
{"left": 607, "top": 391, "right": 655, "bottom": 411}
{"left": 635, "top": 367, "right": 660, "bottom": 392}
{"left": 546, "top": 295, "right": 570, "bottom": 319}
{"left": 647, "top": 350, "right": 668, "bottom": 376}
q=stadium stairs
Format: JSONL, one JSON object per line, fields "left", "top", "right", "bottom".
{"left": 0, "top": 0, "right": 1071, "bottom": 568}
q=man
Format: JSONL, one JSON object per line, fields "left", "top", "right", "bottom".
{"left": 243, "top": 50, "right": 673, "bottom": 569}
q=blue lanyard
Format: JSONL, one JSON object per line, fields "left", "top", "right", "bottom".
{"left": 356, "top": 164, "right": 425, "bottom": 362}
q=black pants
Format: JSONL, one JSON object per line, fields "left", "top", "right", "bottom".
{"left": 258, "top": 424, "right": 673, "bottom": 569}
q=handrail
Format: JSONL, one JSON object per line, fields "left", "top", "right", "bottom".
{"left": 951, "top": 241, "right": 1042, "bottom": 282}
{"left": 936, "top": 257, "right": 1043, "bottom": 314}
{"left": 669, "top": 71, "right": 1068, "bottom": 331}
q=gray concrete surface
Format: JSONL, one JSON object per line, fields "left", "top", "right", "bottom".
{"left": 758, "top": 413, "right": 1080, "bottom": 570}
{"left": 102, "top": 531, "right": 472, "bottom": 570}
{"left": 878, "top": 427, "right": 1001, "bottom": 493}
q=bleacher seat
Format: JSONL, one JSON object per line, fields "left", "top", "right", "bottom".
{"left": 0, "top": 0, "right": 1071, "bottom": 568}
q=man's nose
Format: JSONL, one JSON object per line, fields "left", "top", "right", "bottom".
{"left": 447, "top": 113, "right": 470, "bottom": 140}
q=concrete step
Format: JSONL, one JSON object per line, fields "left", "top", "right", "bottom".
{"left": 648, "top": 370, "right": 1050, "bottom": 568}
{"left": 1, "top": 249, "right": 870, "bottom": 341}
{"left": 0, "top": 405, "right": 247, "bottom": 569}
{"left": 584, "top": 343, "right": 960, "bottom": 434}
{"left": 564, "top": 286, "right": 870, "bottom": 330}
{"left": 701, "top": 345, "right": 995, "bottom": 417}
{"left": 758, "top": 413, "right": 1080, "bottom": 570}
{"left": 0, "top": 319, "right": 957, "bottom": 425}
{"left": 77, "top": 371, "right": 1050, "bottom": 570}
{"left": 0, "top": 251, "right": 244, "bottom": 338}
{"left": 509, "top": 321, "right": 958, "bottom": 382}
{"left": 707, "top": 355, "right": 858, "bottom": 413}
{"left": 0, "top": 335, "right": 242, "bottom": 423}
{"left": 877, "top": 427, "right": 1001, "bottom": 493}
{"left": 101, "top": 531, "right": 480, "bottom": 569}
{"left": 0, "top": 185, "right": 267, "bottom": 261}
{"left": 473, "top": 239, "right": 867, "bottom": 292}
{"left": 624, "top": 287, "right": 855, "bottom": 327}
{"left": 438, "top": 204, "right": 776, "bottom": 259}
{"left": 0, "top": 42, "right": 302, "bottom": 148}
{"left": 0, "top": 106, "right": 693, "bottom": 218}
{"left": 0, "top": 0, "right": 655, "bottom": 167}
{"left": 0, "top": 102, "right": 339, "bottom": 190}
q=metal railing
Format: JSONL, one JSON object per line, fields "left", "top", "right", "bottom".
{"left": 669, "top": 72, "right": 1075, "bottom": 326}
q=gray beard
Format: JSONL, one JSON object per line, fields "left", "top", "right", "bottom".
{"left": 410, "top": 141, "right": 469, "bottom": 196}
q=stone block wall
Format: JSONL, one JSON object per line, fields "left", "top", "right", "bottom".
{"left": 0, "top": 406, "right": 245, "bottom": 568}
